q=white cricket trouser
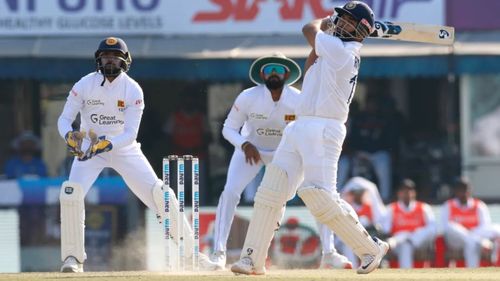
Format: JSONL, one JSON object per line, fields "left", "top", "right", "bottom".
{"left": 213, "top": 149, "right": 272, "bottom": 252}
{"left": 272, "top": 117, "right": 346, "bottom": 254}
{"left": 65, "top": 142, "right": 162, "bottom": 260}
{"left": 390, "top": 228, "right": 436, "bottom": 268}
{"left": 318, "top": 223, "right": 334, "bottom": 254}
{"left": 272, "top": 117, "right": 346, "bottom": 195}
{"left": 444, "top": 222, "right": 500, "bottom": 267}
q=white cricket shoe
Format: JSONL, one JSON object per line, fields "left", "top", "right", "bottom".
{"left": 210, "top": 251, "right": 227, "bottom": 270}
{"left": 230, "top": 257, "right": 265, "bottom": 275}
{"left": 60, "top": 256, "right": 83, "bottom": 273}
{"left": 319, "top": 252, "right": 353, "bottom": 269}
{"left": 357, "top": 237, "right": 389, "bottom": 274}
{"left": 197, "top": 253, "right": 220, "bottom": 271}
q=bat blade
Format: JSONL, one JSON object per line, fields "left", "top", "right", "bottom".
{"left": 370, "top": 21, "right": 455, "bottom": 45}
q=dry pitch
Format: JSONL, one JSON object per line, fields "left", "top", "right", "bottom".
{"left": 1, "top": 268, "right": 500, "bottom": 281}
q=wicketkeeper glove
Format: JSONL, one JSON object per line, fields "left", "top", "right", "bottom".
{"left": 78, "top": 130, "right": 113, "bottom": 161}
{"left": 64, "top": 130, "right": 86, "bottom": 158}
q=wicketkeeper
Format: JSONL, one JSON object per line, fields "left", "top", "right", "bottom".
{"left": 57, "top": 37, "right": 216, "bottom": 272}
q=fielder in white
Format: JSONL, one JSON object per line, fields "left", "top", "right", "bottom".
{"left": 211, "top": 53, "right": 351, "bottom": 270}
{"left": 231, "top": 1, "right": 388, "bottom": 275}
{"left": 339, "top": 177, "right": 387, "bottom": 267}
{"left": 441, "top": 177, "right": 500, "bottom": 267}
{"left": 382, "top": 179, "right": 436, "bottom": 268}
{"left": 57, "top": 37, "right": 216, "bottom": 272}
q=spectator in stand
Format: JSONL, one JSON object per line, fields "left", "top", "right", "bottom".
{"left": 339, "top": 177, "right": 387, "bottom": 267}
{"left": 342, "top": 94, "right": 403, "bottom": 201}
{"left": 4, "top": 131, "right": 48, "bottom": 179}
{"left": 382, "top": 179, "right": 436, "bottom": 268}
{"left": 441, "top": 177, "right": 500, "bottom": 268}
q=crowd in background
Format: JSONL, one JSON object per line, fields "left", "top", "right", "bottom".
{"left": 336, "top": 176, "right": 500, "bottom": 268}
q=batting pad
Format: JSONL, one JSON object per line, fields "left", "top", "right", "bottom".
{"left": 298, "top": 187, "right": 379, "bottom": 258}
{"left": 241, "top": 164, "right": 288, "bottom": 269}
{"left": 152, "top": 180, "right": 195, "bottom": 258}
{"left": 60, "top": 181, "right": 86, "bottom": 262}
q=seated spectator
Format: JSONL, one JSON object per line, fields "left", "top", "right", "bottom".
{"left": 441, "top": 177, "right": 500, "bottom": 267}
{"left": 338, "top": 177, "right": 387, "bottom": 267}
{"left": 382, "top": 179, "right": 436, "bottom": 268}
{"left": 4, "top": 131, "right": 48, "bottom": 179}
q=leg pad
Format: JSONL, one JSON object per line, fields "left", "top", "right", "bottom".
{"left": 241, "top": 164, "right": 289, "bottom": 269}
{"left": 60, "top": 181, "right": 86, "bottom": 262}
{"left": 298, "top": 187, "right": 378, "bottom": 257}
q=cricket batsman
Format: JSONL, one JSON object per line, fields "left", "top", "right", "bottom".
{"left": 57, "top": 37, "right": 216, "bottom": 272}
{"left": 231, "top": 1, "right": 389, "bottom": 275}
{"left": 211, "top": 53, "right": 351, "bottom": 270}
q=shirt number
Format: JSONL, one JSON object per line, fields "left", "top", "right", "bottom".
{"left": 347, "top": 75, "right": 358, "bottom": 104}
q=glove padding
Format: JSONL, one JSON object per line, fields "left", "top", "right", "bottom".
{"left": 78, "top": 130, "right": 113, "bottom": 161}
{"left": 65, "top": 131, "right": 86, "bottom": 158}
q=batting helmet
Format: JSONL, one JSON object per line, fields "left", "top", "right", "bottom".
{"left": 94, "top": 37, "right": 132, "bottom": 77}
{"left": 334, "top": 1, "right": 374, "bottom": 40}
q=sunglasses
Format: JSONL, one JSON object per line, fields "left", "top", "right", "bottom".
{"left": 261, "top": 63, "right": 289, "bottom": 76}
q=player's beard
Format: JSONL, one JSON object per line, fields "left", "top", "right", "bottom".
{"left": 103, "top": 63, "right": 122, "bottom": 77}
{"left": 265, "top": 76, "right": 285, "bottom": 90}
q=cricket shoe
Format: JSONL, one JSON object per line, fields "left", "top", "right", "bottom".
{"left": 210, "top": 251, "right": 227, "bottom": 270}
{"left": 356, "top": 237, "right": 389, "bottom": 274}
{"left": 231, "top": 257, "right": 265, "bottom": 275}
{"left": 319, "top": 252, "right": 353, "bottom": 269}
{"left": 60, "top": 256, "right": 83, "bottom": 273}
{"left": 189, "top": 252, "right": 220, "bottom": 271}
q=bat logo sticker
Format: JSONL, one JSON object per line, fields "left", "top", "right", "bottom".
{"left": 439, "top": 29, "right": 450, "bottom": 39}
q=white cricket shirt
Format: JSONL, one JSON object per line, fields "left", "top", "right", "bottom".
{"left": 223, "top": 85, "right": 300, "bottom": 152}
{"left": 57, "top": 72, "right": 145, "bottom": 149}
{"left": 296, "top": 30, "right": 362, "bottom": 123}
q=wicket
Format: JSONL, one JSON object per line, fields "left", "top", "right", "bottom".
{"left": 162, "top": 155, "right": 200, "bottom": 271}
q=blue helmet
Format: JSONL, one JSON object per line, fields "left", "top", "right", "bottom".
{"left": 94, "top": 37, "right": 132, "bottom": 76}
{"left": 334, "top": 1, "right": 375, "bottom": 39}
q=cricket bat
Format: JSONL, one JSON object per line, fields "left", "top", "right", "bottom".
{"left": 370, "top": 21, "right": 455, "bottom": 45}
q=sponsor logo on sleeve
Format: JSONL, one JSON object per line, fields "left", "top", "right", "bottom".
{"left": 135, "top": 99, "right": 143, "bottom": 105}
{"left": 71, "top": 89, "right": 78, "bottom": 97}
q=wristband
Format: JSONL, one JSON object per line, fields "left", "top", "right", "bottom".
{"left": 241, "top": 141, "right": 251, "bottom": 150}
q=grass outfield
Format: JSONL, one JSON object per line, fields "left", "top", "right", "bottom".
{"left": 1, "top": 268, "right": 500, "bottom": 281}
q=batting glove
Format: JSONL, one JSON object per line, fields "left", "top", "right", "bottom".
{"left": 64, "top": 130, "right": 86, "bottom": 158}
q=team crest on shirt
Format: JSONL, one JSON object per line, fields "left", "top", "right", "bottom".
{"left": 117, "top": 100, "right": 125, "bottom": 111}
{"left": 284, "top": 114, "right": 296, "bottom": 123}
